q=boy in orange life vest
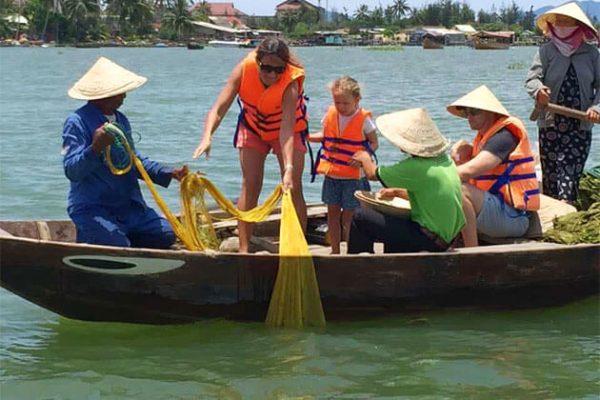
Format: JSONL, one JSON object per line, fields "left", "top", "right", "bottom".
{"left": 308, "top": 76, "right": 378, "bottom": 254}
{"left": 447, "top": 85, "right": 540, "bottom": 246}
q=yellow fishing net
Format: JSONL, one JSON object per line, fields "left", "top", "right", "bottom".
{"left": 265, "top": 191, "right": 326, "bottom": 328}
{"left": 104, "top": 122, "right": 325, "bottom": 328}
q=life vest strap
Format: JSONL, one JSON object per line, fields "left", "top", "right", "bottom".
{"left": 319, "top": 153, "right": 359, "bottom": 166}
{"left": 322, "top": 143, "right": 357, "bottom": 158}
{"left": 475, "top": 156, "right": 539, "bottom": 212}
{"left": 311, "top": 138, "right": 377, "bottom": 182}
{"left": 475, "top": 173, "right": 537, "bottom": 182}
{"left": 323, "top": 137, "right": 369, "bottom": 146}
{"left": 501, "top": 156, "right": 534, "bottom": 165}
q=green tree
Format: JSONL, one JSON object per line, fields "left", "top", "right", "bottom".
{"left": 106, "top": 0, "right": 153, "bottom": 35}
{"left": 278, "top": 11, "right": 298, "bottom": 33}
{"left": 499, "top": 1, "right": 521, "bottom": 26}
{"left": 290, "top": 21, "right": 309, "bottom": 38}
{"left": 160, "top": 0, "right": 192, "bottom": 40}
{"left": 389, "top": 0, "right": 410, "bottom": 21}
{"left": 0, "top": 0, "right": 17, "bottom": 15}
{"left": 458, "top": 2, "right": 474, "bottom": 23}
{"left": 63, "top": 0, "right": 100, "bottom": 42}
{"left": 191, "top": 0, "right": 209, "bottom": 21}
{"left": 522, "top": 6, "right": 535, "bottom": 31}
{"left": 370, "top": 5, "right": 384, "bottom": 26}
{"left": 382, "top": 26, "right": 397, "bottom": 39}
{"left": 353, "top": 4, "right": 370, "bottom": 24}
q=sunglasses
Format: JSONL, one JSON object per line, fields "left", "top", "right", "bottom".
{"left": 457, "top": 106, "right": 481, "bottom": 117}
{"left": 258, "top": 62, "right": 286, "bottom": 74}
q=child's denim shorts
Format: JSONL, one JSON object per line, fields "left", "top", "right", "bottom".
{"left": 322, "top": 176, "right": 371, "bottom": 209}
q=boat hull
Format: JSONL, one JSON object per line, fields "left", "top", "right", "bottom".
{"left": 473, "top": 40, "right": 510, "bottom": 50}
{"left": 1, "top": 235, "right": 598, "bottom": 324}
{"left": 422, "top": 37, "right": 444, "bottom": 49}
{"left": 207, "top": 40, "right": 244, "bottom": 48}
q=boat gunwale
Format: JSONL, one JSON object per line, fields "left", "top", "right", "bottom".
{"left": 0, "top": 230, "right": 596, "bottom": 259}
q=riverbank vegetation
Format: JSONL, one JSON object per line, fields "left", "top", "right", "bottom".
{"left": 1, "top": 0, "right": 599, "bottom": 45}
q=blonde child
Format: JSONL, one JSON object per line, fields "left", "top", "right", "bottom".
{"left": 309, "top": 76, "right": 378, "bottom": 254}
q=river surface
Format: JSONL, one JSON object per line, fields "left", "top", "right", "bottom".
{"left": 0, "top": 46, "right": 598, "bottom": 399}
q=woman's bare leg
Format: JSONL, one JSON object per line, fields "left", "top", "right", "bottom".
{"left": 238, "top": 148, "right": 266, "bottom": 253}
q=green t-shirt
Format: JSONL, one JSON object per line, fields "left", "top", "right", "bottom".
{"left": 377, "top": 154, "right": 465, "bottom": 243}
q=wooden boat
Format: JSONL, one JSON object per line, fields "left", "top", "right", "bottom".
{"left": 472, "top": 31, "right": 512, "bottom": 50}
{"left": 1, "top": 204, "right": 598, "bottom": 325}
{"left": 238, "top": 38, "right": 261, "bottom": 48}
{"left": 422, "top": 36, "right": 444, "bottom": 49}
{"left": 207, "top": 39, "right": 245, "bottom": 48}
{"left": 186, "top": 42, "right": 204, "bottom": 50}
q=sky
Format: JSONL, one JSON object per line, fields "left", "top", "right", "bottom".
{"left": 230, "top": 1, "right": 560, "bottom": 16}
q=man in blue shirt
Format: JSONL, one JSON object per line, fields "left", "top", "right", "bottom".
{"left": 63, "top": 57, "right": 187, "bottom": 248}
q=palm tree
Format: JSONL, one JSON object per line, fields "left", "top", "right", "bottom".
{"left": 389, "top": 0, "right": 410, "bottom": 21}
{"left": 41, "top": 0, "right": 62, "bottom": 42}
{"left": 160, "top": 0, "right": 192, "bottom": 40}
{"left": 353, "top": 4, "right": 370, "bottom": 22}
{"left": 278, "top": 11, "right": 298, "bottom": 33}
{"left": 191, "top": 0, "right": 210, "bottom": 21}
{"left": 107, "top": 0, "right": 153, "bottom": 35}
{"left": 63, "top": 0, "right": 99, "bottom": 42}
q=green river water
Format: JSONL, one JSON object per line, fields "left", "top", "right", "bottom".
{"left": 0, "top": 46, "right": 598, "bottom": 399}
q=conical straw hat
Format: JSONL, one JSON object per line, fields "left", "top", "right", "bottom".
{"left": 536, "top": 2, "right": 598, "bottom": 39}
{"left": 375, "top": 108, "right": 449, "bottom": 158}
{"left": 447, "top": 85, "right": 509, "bottom": 118}
{"left": 68, "top": 57, "right": 147, "bottom": 100}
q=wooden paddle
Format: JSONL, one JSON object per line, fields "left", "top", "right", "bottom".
{"left": 529, "top": 102, "right": 595, "bottom": 122}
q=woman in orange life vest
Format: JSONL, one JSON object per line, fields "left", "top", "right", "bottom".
{"left": 192, "top": 38, "right": 308, "bottom": 253}
{"left": 308, "top": 76, "right": 378, "bottom": 254}
{"left": 447, "top": 85, "right": 540, "bottom": 247}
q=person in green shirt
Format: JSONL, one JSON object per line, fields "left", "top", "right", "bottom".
{"left": 350, "top": 108, "right": 465, "bottom": 253}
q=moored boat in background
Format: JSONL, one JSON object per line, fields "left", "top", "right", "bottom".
{"left": 422, "top": 35, "right": 444, "bottom": 49}
{"left": 207, "top": 39, "right": 246, "bottom": 48}
{"left": 472, "top": 31, "right": 513, "bottom": 50}
{"left": 186, "top": 41, "right": 204, "bottom": 50}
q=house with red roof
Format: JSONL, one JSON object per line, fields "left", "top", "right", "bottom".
{"left": 276, "top": 0, "right": 321, "bottom": 15}
{"left": 190, "top": 2, "right": 249, "bottom": 29}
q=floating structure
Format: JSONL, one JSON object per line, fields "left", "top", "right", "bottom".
{"left": 472, "top": 31, "right": 514, "bottom": 50}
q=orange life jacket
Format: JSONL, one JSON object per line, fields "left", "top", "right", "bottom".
{"left": 315, "top": 106, "right": 374, "bottom": 179}
{"left": 237, "top": 51, "right": 308, "bottom": 142}
{"left": 471, "top": 116, "right": 540, "bottom": 211}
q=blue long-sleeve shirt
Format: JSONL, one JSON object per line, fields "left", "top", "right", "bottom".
{"left": 62, "top": 102, "right": 173, "bottom": 215}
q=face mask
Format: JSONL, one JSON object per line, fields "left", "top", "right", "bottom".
{"left": 548, "top": 23, "right": 584, "bottom": 57}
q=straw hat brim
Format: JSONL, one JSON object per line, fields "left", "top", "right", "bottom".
{"left": 536, "top": 2, "right": 598, "bottom": 37}
{"left": 68, "top": 57, "right": 147, "bottom": 100}
{"left": 447, "top": 85, "right": 510, "bottom": 119}
{"left": 354, "top": 190, "right": 411, "bottom": 218}
{"left": 376, "top": 108, "right": 450, "bottom": 158}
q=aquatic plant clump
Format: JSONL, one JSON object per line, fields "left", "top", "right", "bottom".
{"left": 507, "top": 62, "right": 527, "bottom": 70}
{"left": 543, "top": 166, "right": 600, "bottom": 244}
{"left": 364, "top": 46, "right": 403, "bottom": 51}
{"left": 543, "top": 203, "right": 600, "bottom": 244}
{"left": 575, "top": 166, "right": 600, "bottom": 211}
